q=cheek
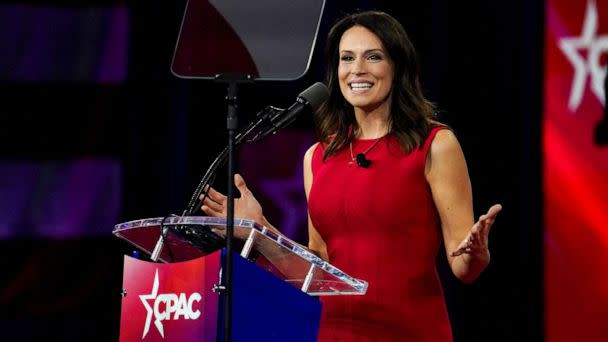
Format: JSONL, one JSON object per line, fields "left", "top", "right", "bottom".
{"left": 337, "top": 64, "right": 349, "bottom": 81}
{"left": 337, "top": 65, "right": 350, "bottom": 93}
{"left": 375, "top": 66, "right": 394, "bottom": 92}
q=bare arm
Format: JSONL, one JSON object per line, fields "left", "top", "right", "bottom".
{"left": 426, "top": 129, "right": 502, "bottom": 283}
{"left": 303, "top": 143, "right": 329, "bottom": 261}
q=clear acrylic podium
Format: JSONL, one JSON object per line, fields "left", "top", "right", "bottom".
{"left": 113, "top": 216, "right": 368, "bottom": 295}
{"left": 113, "top": 216, "right": 367, "bottom": 341}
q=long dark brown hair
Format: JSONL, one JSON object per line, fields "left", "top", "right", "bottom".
{"left": 316, "top": 11, "right": 439, "bottom": 159}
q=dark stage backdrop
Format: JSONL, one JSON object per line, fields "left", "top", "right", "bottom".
{"left": 0, "top": 0, "right": 545, "bottom": 341}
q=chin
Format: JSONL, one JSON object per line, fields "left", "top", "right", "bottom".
{"left": 349, "top": 99, "right": 383, "bottom": 110}
{"left": 345, "top": 95, "right": 371, "bottom": 106}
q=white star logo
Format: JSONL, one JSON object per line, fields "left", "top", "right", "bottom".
{"left": 139, "top": 269, "right": 164, "bottom": 339}
{"left": 558, "top": 0, "right": 608, "bottom": 112}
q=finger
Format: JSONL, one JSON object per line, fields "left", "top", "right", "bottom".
{"left": 234, "top": 174, "right": 249, "bottom": 194}
{"left": 203, "top": 186, "right": 227, "bottom": 203}
{"left": 199, "top": 185, "right": 211, "bottom": 201}
{"left": 451, "top": 235, "right": 472, "bottom": 257}
{"left": 202, "top": 205, "right": 222, "bottom": 217}
{"left": 478, "top": 211, "right": 498, "bottom": 241}
{"left": 473, "top": 221, "right": 490, "bottom": 247}
{"left": 451, "top": 246, "right": 472, "bottom": 257}
{"left": 486, "top": 204, "right": 503, "bottom": 218}
{"left": 479, "top": 218, "right": 494, "bottom": 241}
{"left": 200, "top": 191, "right": 222, "bottom": 206}
{"left": 450, "top": 247, "right": 466, "bottom": 257}
{"left": 471, "top": 219, "right": 482, "bottom": 235}
{"left": 451, "top": 247, "right": 465, "bottom": 257}
{"left": 477, "top": 215, "right": 489, "bottom": 231}
{"left": 473, "top": 232, "right": 488, "bottom": 250}
{"left": 471, "top": 229, "right": 483, "bottom": 246}
{"left": 202, "top": 196, "right": 224, "bottom": 212}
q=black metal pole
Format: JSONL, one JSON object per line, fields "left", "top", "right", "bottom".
{"left": 216, "top": 74, "right": 252, "bottom": 342}
{"left": 224, "top": 80, "right": 237, "bottom": 342}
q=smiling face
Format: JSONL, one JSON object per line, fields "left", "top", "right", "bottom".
{"left": 338, "top": 25, "right": 394, "bottom": 114}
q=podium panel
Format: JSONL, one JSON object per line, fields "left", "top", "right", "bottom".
{"left": 119, "top": 252, "right": 220, "bottom": 341}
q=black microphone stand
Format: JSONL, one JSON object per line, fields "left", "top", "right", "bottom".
{"left": 213, "top": 73, "right": 253, "bottom": 342}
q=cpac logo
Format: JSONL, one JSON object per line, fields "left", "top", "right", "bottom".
{"left": 559, "top": 0, "right": 607, "bottom": 112}
{"left": 139, "top": 269, "right": 202, "bottom": 339}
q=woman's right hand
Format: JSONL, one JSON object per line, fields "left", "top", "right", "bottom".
{"left": 200, "top": 174, "right": 264, "bottom": 223}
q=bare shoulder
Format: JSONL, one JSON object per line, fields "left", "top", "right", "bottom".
{"left": 304, "top": 142, "right": 320, "bottom": 164}
{"left": 303, "top": 142, "right": 320, "bottom": 196}
{"left": 426, "top": 128, "right": 466, "bottom": 175}
{"left": 431, "top": 128, "right": 462, "bottom": 155}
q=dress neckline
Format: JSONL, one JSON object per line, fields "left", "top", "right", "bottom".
{"left": 352, "top": 132, "right": 393, "bottom": 142}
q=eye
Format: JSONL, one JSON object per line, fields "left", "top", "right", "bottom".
{"left": 367, "top": 53, "right": 383, "bottom": 61}
{"left": 340, "top": 55, "right": 354, "bottom": 62}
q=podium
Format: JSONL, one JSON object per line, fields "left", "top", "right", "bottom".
{"left": 113, "top": 216, "right": 367, "bottom": 341}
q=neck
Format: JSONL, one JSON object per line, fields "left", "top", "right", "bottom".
{"left": 353, "top": 103, "right": 390, "bottom": 139}
{"left": 354, "top": 118, "right": 390, "bottom": 140}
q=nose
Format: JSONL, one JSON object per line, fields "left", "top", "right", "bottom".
{"left": 351, "top": 58, "right": 366, "bottom": 75}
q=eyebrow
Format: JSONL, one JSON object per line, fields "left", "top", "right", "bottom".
{"left": 339, "top": 48, "right": 384, "bottom": 54}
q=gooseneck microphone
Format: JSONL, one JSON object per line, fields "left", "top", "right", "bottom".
{"left": 249, "top": 82, "right": 329, "bottom": 143}
{"left": 182, "top": 82, "right": 328, "bottom": 217}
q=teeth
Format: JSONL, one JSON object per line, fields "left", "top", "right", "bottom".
{"left": 350, "top": 82, "right": 372, "bottom": 89}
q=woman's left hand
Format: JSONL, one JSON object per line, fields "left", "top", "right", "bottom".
{"left": 451, "top": 204, "right": 503, "bottom": 258}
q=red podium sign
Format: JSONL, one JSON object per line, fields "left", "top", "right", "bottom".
{"left": 119, "top": 251, "right": 220, "bottom": 341}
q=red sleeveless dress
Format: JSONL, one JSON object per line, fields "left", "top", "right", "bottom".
{"left": 308, "top": 127, "right": 452, "bottom": 341}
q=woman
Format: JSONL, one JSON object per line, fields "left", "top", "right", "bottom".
{"left": 202, "top": 11, "right": 502, "bottom": 341}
